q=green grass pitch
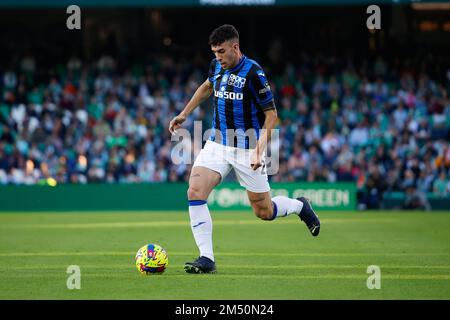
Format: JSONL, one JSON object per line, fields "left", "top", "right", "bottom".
{"left": 0, "top": 210, "right": 449, "bottom": 299}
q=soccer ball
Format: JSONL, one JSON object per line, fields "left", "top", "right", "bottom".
{"left": 135, "top": 244, "right": 169, "bottom": 275}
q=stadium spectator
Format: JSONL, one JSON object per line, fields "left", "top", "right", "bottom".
{"left": 433, "top": 171, "right": 449, "bottom": 196}
{"left": 0, "top": 51, "right": 449, "bottom": 211}
{"left": 403, "top": 183, "right": 432, "bottom": 211}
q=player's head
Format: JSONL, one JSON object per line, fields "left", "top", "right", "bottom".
{"left": 209, "top": 24, "right": 241, "bottom": 70}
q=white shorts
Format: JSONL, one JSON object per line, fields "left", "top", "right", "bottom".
{"left": 192, "top": 140, "right": 270, "bottom": 193}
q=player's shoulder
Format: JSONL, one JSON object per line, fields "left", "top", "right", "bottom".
{"left": 209, "top": 57, "right": 218, "bottom": 65}
{"left": 209, "top": 58, "right": 218, "bottom": 69}
{"left": 245, "top": 57, "right": 267, "bottom": 78}
{"left": 208, "top": 58, "right": 220, "bottom": 78}
{"left": 245, "top": 57, "right": 262, "bottom": 68}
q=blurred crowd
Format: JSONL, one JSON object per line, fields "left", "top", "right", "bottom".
{"left": 0, "top": 52, "right": 449, "bottom": 209}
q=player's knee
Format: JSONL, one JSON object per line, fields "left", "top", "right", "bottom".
{"left": 187, "top": 185, "right": 204, "bottom": 201}
{"left": 253, "top": 206, "right": 273, "bottom": 221}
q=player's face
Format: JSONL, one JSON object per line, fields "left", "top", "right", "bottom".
{"left": 211, "top": 40, "right": 239, "bottom": 70}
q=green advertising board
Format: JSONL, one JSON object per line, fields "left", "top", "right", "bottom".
{"left": 208, "top": 182, "right": 356, "bottom": 211}
{"left": 0, "top": 182, "right": 356, "bottom": 211}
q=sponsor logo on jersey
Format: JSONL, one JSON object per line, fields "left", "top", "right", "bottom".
{"left": 214, "top": 89, "right": 243, "bottom": 100}
{"left": 227, "top": 74, "right": 246, "bottom": 89}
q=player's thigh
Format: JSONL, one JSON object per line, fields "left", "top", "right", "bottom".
{"left": 188, "top": 166, "right": 222, "bottom": 200}
{"left": 247, "top": 190, "right": 272, "bottom": 212}
{"left": 228, "top": 147, "right": 270, "bottom": 194}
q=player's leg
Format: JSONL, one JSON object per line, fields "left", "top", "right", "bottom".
{"left": 185, "top": 140, "right": 232, "bottom": 273}
{"left": 246, "top": 191, "right": 275, "bottom": 220}
{"left": 229, "top": 148, "right": 321, "bottom": 236}
{"left": 246, "top": 188, "right": 317, "bottom": 225}
{"left": 187, "top": 165, "right": 221, "bottom": 201}
{"left": 247, "top": 190, "right": 320, "bottom": 236}
{"left": 247, "top": 190, "right": 301, "bottom": 220}
{"left": 185, "top": 166, "right": 221, "bottom": 273}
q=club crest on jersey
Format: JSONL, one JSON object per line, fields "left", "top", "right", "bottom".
{"left": 221, "top": 74, "right": 228, "bottom": 84}
{"left": 227, "top": 74, "right": 246, "bottom": 89}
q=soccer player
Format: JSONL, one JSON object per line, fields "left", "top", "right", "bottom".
{"left": 169, "top": 25, "right": 320, "bottom": 274}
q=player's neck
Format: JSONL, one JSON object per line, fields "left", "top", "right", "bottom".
{"left": 231, "top": 52, "right": 244, "bottom": 69}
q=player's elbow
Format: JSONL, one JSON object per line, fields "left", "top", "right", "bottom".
{"left": 202, "top": 79, "right": 213, "bottom": 94}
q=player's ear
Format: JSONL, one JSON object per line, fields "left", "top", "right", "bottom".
{"left": 231, "top": 40, "right": 239, "bottom": 51}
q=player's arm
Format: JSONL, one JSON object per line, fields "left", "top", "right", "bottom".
{"left": 169, "top": 79, "right": 213, "bottom": 135}
{"left": 251, "top": 108, "right": 278, "bottom": 170}
{"left": 248, "top": 68, "right": 278, "bottom": 170}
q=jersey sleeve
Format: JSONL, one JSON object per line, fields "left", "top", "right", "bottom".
{"left": 248, "top": 68, "right": 276, "bottom": 111}
{"left": 207, "top": 59, "right": 217, "bottom": 83}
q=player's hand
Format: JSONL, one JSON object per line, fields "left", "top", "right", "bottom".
{"left": 169, "top": 114, "right": 186, "bottom": 135}
{"left": 250, "top": 150, "right": 263, "bottom": 171}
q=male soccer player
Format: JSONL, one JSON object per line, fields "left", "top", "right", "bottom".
{"left": 169, "top": 25, "right": 320, "bottom": 274}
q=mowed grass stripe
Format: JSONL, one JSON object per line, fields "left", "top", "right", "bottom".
{"left": 0, "top": 218, "right": 396, "bottom": 229}
{"left": 2, "top": 264, "right": 450, "bottom": 270}
{"left": 1, "top": 251, "right": 450, "bottom": 257}
{"left": 1, "top": 272, "right": 449, "bottom": 280}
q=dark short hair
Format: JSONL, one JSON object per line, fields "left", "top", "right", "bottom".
{"left": 208, "top": 24, "right": 239, "bottom": 46}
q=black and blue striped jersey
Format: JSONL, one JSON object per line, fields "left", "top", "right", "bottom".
{"left": 207, "top": 55, "right": 276, "bottom": 149}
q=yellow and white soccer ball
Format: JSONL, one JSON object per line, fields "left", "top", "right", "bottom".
{"left": 135, "top": 244, "right": 169, "bottom": 275}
